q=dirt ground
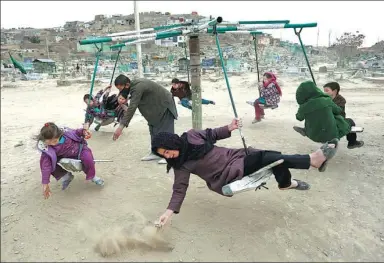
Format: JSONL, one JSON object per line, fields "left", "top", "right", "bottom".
{"left": 1, "top": 74, "right": 383, "bottom": 262}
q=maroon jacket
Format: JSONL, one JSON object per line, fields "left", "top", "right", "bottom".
{"left": 168, "top": 126, "right": 257, "bottom": 214}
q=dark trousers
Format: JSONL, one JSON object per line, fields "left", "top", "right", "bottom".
{"left": 243, "top": 150, "right": 310, "bottom": 188}
{"left": 346, "top": 118, "right": 357, "bottom": 145}
{"left": 149, "top": 109, "right": 175, "bottom": 143}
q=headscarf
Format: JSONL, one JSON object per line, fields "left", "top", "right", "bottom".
{"left": 263, "top": 72, "right": 282, "bottom": 96}
{"left": 152, "top": 129, "right": 216, "bottom": 173}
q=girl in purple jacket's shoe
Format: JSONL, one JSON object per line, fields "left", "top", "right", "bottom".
{"left": 35, "top": 122, "right": 104, "bottom": 199}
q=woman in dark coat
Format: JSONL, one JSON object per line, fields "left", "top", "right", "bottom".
{"left": 151, "top": 118, "right": 339, "bottom": 226}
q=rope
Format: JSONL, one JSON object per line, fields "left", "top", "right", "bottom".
{"left": 213, "top": 26, "right": 249, "bottom": 155}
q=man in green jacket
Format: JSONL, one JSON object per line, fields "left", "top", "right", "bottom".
{"left": 293, "top": 81, "right": 351, "bottom": 143}
{"left": 112, "top": 75, "right": 178, "bottom": 163}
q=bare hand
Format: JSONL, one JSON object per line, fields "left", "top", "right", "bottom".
{"left": 83, "top": 129, "right": 92, "bottom": 140}
{"left": 113, "top": 127, "right": 123, "bottom": 141}
{"left": 43, "top": 184, "right": 51, "bottom": 199}
{"left": 228, "top": 118, "right": 242, "bottom": 132}
{"left": 157, "top": 209, "right": 174, "bottom": 227}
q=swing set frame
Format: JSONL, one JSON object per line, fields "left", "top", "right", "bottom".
{"left": 79, "top": 17, "right": 321, "bottom": 195}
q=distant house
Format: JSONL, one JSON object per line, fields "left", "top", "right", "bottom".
{"left": 33, "top": 58, "right": 56, "bottom": 73}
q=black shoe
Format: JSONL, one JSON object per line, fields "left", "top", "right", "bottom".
{"left": 347, "top": 141, "right": 364, "bottom": 149}
{"left": 293, "top": 126, "right": 306, "bottom": 137}
{"left": 280, "top": 179, "right": 311, "bottom": 190}
{"left": 94, "top": 124, "right": 101, "bottom": 131}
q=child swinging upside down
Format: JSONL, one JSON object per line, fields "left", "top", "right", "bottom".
{"left": 247, "top": 72, "right": 282, "bottom": 124}
{"left": 170, "top": 78, "right": 215, "bottom": 110}
{"left": 36, "top": 122, "right": 104, "bottom": 199}
{"left": 151, "top": 118, "right": 338, "bottom": 226}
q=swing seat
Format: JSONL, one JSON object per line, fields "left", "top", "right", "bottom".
{"left": 350, "top": 126, "right": 364, "bottom": 133}
{"left": 222, "top": 159, "right": 284, "bottom": 196}
{"left": 58, "top": 158, "right": 83, "bottom": 172}
{"left": 260, "top": 104, "right": 278, "bottom": 110}
{"left": 57, "top": 158, "right": 113, "bottom": 173}
{"left": 246, "top": 100, "right": 278, "bottom": 110}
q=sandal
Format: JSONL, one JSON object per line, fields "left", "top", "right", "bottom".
{"left": 291, "top": 179, "right": 311, "bottom": 190}
{"left": 280, "top": 179, "right": 310, "bottom": 190}
{"left": 318, "top": 138, "right": 339, "bottom": 172}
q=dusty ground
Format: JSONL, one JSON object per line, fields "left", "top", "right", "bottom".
{"left": 1, "top": 74, "right": 384, "bottom": 262}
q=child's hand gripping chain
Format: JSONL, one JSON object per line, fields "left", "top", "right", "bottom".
{"left": 83, "top": 129, "right": 92, "bottom": 140}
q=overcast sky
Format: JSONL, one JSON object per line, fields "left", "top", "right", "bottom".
{"left": 1, "top": 1, "right": 383, "bottom": 47}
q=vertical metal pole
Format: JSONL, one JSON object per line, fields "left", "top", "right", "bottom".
{"left": 252, "top": 34, "right": 261, "bottom": 97}
{"left": 214, "top": 32, "right": 248, "bottom": 154}
{"left": 252, "top": 34, "right": 260, "bottom": 83}
{"left": 134, "top": 1, "right": 143, "bottom": 78}
{"left": 110, "top": 47, "right": 122, "bottom": 85}
{"left": 189, "top": 35, "right": 202, "bottom": 129}
{"left": 184, "top": 42, "right": 190, "bottom": 83}
{"left": 295, "top": 28, "right": 316, "bottom": 85}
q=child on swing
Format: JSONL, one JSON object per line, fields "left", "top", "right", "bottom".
{"left": 83, "top": 85, "right": 119, "bottom": 131}
{"left": 171, "top": 78, "right": 215, "bottom": 110}
{"left": 247, "top": 72, "right": 282, "bottom": 124}
{"left": 323, "top": 82, "right": 364, "bottom": 149}
{"left": 293, "top": 81, "right": 351, "bottom": 144}
{"left": 36, "top": 122, "right": 104, "bottom": 199}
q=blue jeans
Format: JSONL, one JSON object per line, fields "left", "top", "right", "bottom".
{"left": 180, "top": 98, "right": 212, "bottom": 110}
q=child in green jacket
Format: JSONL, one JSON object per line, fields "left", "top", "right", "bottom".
{"left": 323, "top": 82, "right": 364, "bottom": 149}
{"left": 293, "top": 81, "right": 351, "bottom": 143}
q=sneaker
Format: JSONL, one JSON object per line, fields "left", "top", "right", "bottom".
{"left": 62, "top": 173, "right": 74, "bottom": 190}
{"left": 252, "top": 119, "right": 261, "bottom": 124}
{"left": 293, "top": 126, "right": 306, "bottom": 137}
{"left": 246, "top": 100, "right": 255, "bottom": 106}
{"left": 158, "top": 159, "right": 167, "bottom": 164}
{"left": 347, "top": 141, "right": 364, "bottom": 149}
{"left": 141, "top": 153, "right": 161, "bottom": 161}
{"left": 210, "top": 101, "right": 216, "bottom": 105}
{"left": 92, "top": 177, "right": 104, "bottom": 186}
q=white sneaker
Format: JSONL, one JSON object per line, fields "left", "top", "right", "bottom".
{"left": 158, "top": 159, "right": 167, "bottom": 164}
{"left": 141, "top": 153, "right": 161, "bottom": 161}
{"left": 246, "top": 100, "right": 255, "bottom": 106}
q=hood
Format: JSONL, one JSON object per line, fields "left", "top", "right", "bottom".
{"left": 296, "top": 81, "right": 328, "bottom": 105}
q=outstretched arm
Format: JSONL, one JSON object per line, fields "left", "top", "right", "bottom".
{"left": 118, "top": 86, "right": 143, "bottom": 129}
{"left": 40, "top": 155, "right": 52, "bottom": 184}
{"left": 192, "top": 118, "right": 241, "bottom": 142}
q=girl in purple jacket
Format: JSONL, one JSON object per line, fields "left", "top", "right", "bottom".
{"left": 36, "top": 122, "right": 104, "bottom": 199}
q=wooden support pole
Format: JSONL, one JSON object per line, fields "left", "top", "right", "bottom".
{"left": 189, "top": 35, "right": 202, "bottom": 129}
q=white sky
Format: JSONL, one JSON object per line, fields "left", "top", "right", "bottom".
{"left": 1, "top": 1, "right": 383, "bottom": 47}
